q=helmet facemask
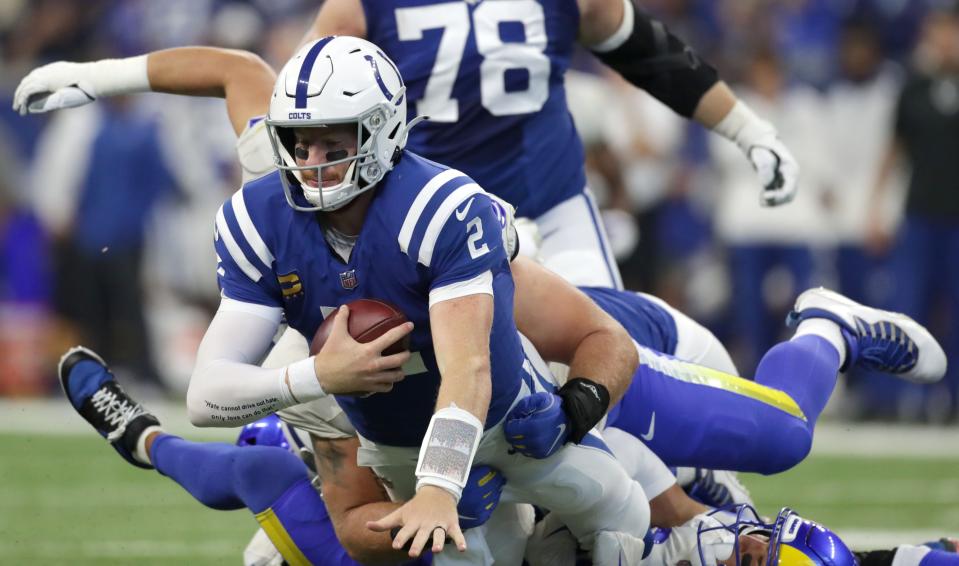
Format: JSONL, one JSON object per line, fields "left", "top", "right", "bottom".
{"left": 697, "top": 505, "right": 856, "bottom": 566}
{"left": 266, "top": 88, "right": 407, "bottom": 212}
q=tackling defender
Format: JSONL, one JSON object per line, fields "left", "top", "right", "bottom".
{"left": 57, "top": 339, "right": 956, "bottom": 566}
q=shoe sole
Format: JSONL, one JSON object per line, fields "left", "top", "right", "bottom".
{"left": 794, "top": 287, "right": 946, "bottom": 384}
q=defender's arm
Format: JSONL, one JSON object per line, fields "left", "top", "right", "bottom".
{"left": 14, "top": 47, "right": 274, "bottom": 135}
{"left": 576, "top": 0, "right": 799, "bottom": 207}
{"left": 312, "top": 435, "right": 411, "bottom": 565}
{"left": 512, "top": 256, "right": 636, "bottom": 406}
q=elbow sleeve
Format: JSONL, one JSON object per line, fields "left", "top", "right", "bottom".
{"left": 592, "top": 0, "right": 719, "bottom": 117}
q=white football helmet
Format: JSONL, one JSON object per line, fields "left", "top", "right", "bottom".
{"left": 266, "top": 36, "right": 417, "bottom": 212}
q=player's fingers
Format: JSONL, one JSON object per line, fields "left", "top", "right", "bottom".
{"left": 377, "top": 351, "right": 411, "bottom": 370}
{"left": 368, "top": 379, "right": 396, "bottom": 394}
{"left": 365, "top": 508, "right": 400, "bottom": 533}
{"left": 393, "top": 523, "right": 420, "bottom": 552}
{"left": 372, "top": 369, "right": 405, "bottom": 384}
{"left": 370, "top": 321, "right": 413, "bottom": 353}
{"left": 431, "top": 526, "right": 448, "bottom": 554}
{"left": 407, "top": 526, "right": 433, "bottom": 558}
{"left": 329, "top": 305, "right": 351, "bottom": 336}
{"left": 448, "top": 523, "right": 467, "bottom": 552}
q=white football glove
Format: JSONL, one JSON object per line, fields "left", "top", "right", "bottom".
{"left": 13, "top": 56, "right": 149, "bottom": 116}
{"left": 714, "top": 101, "right": 800, "bottom": 208}
{"left": 745, "top": 135, "right": 800, "bottom": 208}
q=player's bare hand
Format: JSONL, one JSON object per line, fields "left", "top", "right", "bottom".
{"left": 14, "top": 62, "right": 98, "bottom": 115}
{"left": 367, "top": 486, "right": 466, "bottom": 558}
{"left": 314, "top": 305, "right": 413, "bottom": 395}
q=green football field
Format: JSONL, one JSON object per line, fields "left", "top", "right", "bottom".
{"left": 2, "top": 432, "right": 957, "bottom": 565}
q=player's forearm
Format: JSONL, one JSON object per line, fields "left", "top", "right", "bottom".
{"left": 312, "top": 435, "right": 412, "bottom": 564}
{"left": 430, "top": 294, "right": 494, "bottom": 422}
{"left": 147, "top": 47, "right": 272, "bottom": 98}
{"left": 336, "top": 503, "right": 415, "bottom": 565}
{"left": 187, "top": 359, "right": 293, "bottom": 427}
{"left": 566, "top": 325, "right": 637, "bottom": 406}
{"left": 692, "top": 81, "right": 737, "bottom": 129}
{"left": 187, "top": 300, "right": 324, "bottom": 427}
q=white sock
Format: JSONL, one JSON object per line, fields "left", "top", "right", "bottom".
{"left": 793, "top": 318, "right": 848, "bottom": 368}
{"left": 134, "top": 425, "right": 165, "bottom": 466}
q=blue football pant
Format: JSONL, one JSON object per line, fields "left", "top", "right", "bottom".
{"left": 606, "top": 334, "right": 839, "bottom": 475}
{"left": 151, "top": 435, "right": 429, "bottom": 566}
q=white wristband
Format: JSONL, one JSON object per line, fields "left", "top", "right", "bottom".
{"left": 284, "top": 356, "right": 324, "bottom": 404}
{"left": 85, "top": 55, "right": 151, "bottom": 97}
{"left": 711, "top": 100, "right": 777, "bottom": 150}
{"left": 415, "top": 405, "right": 483, "bottom": 503}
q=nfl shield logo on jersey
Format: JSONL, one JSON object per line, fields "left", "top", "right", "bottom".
{"left": 340, "top": 270, "right": 358, "bottom": 290}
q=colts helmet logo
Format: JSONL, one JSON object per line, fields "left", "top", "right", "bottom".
{"left": 340, "top": 269, "right": 358, "bottom": 290}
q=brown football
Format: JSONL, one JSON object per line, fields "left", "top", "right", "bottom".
{"left": 310, "top": 299, "right": 411, "bottom": 356}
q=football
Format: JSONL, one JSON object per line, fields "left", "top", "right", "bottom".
{"left": 310, "top": 299, "right": 411, "bottom": 356}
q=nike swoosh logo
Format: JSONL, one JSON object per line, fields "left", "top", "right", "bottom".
{"left": 454, "top": 197, "right": 475, "bottom": 221}
{"left": 639, "top": 412, "right": 655, "bottom": 441}
{"left": 547, "top": 423, "right": 566, "bottom": 454}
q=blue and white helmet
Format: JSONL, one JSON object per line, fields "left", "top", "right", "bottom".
{"left": 265, "top": 36, "right": 413, "bottom": 212}
{"left": 698, "top": 506, "right": 857, "bottom": 566}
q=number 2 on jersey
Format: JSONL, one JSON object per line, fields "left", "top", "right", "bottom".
{"left": 395, "top": 0, "right": 549, "bottom": 122}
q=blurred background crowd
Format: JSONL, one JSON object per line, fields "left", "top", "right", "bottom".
{"left": 0, "top": 0, "right": 956, "bottom": 423}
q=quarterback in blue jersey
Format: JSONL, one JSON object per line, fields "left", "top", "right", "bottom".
{"left": 308, "top": 0, "right": 800, "bottom": 289}
{"left": 186, "top": 36, "right": 648, "bottom": 565}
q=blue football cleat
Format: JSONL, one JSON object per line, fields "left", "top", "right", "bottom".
{"left": 787, "top": 288, "right": 947, "bottom": 383}
{"left": 58, "top": 346, "right": 160, "bottom": 469}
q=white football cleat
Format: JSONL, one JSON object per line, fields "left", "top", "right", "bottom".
{"left": 787, "top": 288, "right": 947, "bottom": 384}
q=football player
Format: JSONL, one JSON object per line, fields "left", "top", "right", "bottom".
{"left": 187, "top": 36, "right": 650, "bottom": 565}
{"left": 304, "top": 0, "right": 800, "bottom": 289}
{"left": 57, "top": 346, "right": 958, "bottom": 566}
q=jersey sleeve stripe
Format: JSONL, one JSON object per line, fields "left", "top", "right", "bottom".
{"left": 418, "top": 183, "right": 484, "bottom": 267}
{"left": 215, "top": 205, "right": 263, "bottom": 282}
{"left": 428, "top": 270, "right": 493, "bottom": 308}
{"left": 231, "top": 190, "right": 275, "bottom": 269}
{"left": 398, "top": 169, "right": 466, "bottom": 253}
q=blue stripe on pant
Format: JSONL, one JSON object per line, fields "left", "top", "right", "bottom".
{"left": 606, "top": 335, "right": 840, "bottom": 475}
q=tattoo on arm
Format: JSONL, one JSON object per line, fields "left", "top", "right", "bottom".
{"left": 313, "top": 437, "right": 348, "bottom": 488}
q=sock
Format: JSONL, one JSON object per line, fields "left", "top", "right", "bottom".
{"left": 134, "top": 425, "right": 164, "bottom": 465}
{"left": 151, "top": 436, "right": 309, "bottom": 511}
{"left": 793, "top": 318, "right": 847, "bottom": 368}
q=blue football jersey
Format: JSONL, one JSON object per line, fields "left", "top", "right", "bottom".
{"left": 361, "top": 0, "right": 585, "bottom": 219}
{"left": 214, "top": 152, "right": 529, "bottom": 446}
{"left": 581, "top": 287, "right": 678, "bottom": 355}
